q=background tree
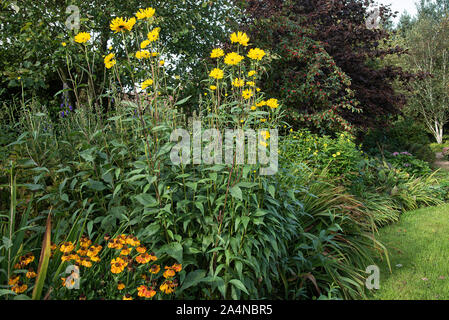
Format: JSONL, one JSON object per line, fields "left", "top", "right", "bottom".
{"left": 237, "top": 0, "right": 412, "bottom": 133}
{"left": 400, "top": 15, "right": 449, "bottom": 144}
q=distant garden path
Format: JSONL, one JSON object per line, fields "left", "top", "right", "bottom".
{"left": 434, "top": 152, "right": 449, "bottom": 170}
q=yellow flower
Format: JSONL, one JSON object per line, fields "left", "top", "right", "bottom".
{"left": 224, "top": 52, "right": 244, "bottom": 66}
{"left": 151, "top": 52, "right": 159, "bottom": 57}
{"left": 266, "top": 98, "right": 279, "bottom": 109}
{"left": 140, "top": 40, "right": 151, "bottom": 49}
{"left": 160, "top": 280, "right": 176, "bottom": 294}
{"left": 110, "top": 17, "right": 128, "bottom": 33}
{"left": 332, "top": 154, "right": 337, "bottom": 158}
{"left": 104, "top": 53, "right": 116, "bottom": 69}
{"left": 123, "top": 294, "right": 133, "bottom": 300}
{"left": 210, "top": 85, "right": 217, "bottom": 90}
{"left": 135, "top": 50, "right": 150, "bottom": 59}
{"left": 232, "top": 78, "right": 245, "bottom": 87}
{"left": 248, "top": 70, "right": 257, "bottom": 77}
{"left": 125, "top": 17, "right": 136, "bottom": 31}
{"left": 242, "top": 89, "right": 253, "bottom": 100}
{"left": 147, "top": 28, "right": 161, "bottom": 42}
{"left": 247, "top": 48, "right": 266, "bottom": 61}
{"left": 141, "top": 79, "right": 154, "bottom": 90}
{"left": 136, "top": 7, "right": 156, "bottom": 20}
{"left": 210, "top": 48, "right": 224, "bottom": 58}
{"left": 209, "top": 68, "right": 224, "bottom": 80}
{"left": 61, "top": 42, "right": 67, "bottom": 47}
{"left": 256, "top": 88, "right": 261, "bottom": 92}
{"left": 74, "top": 32, "right": 91, "bottom": 44}
{"left": 230, "top": 31, "right": 249, "bottom": 46}
{"left": 336, "top": 152, "right": 341, "bottom": 156}
{"left": 246, "top": 81, "right": 255, "bottom": 87}
{"left": 251, "top": 105, "right": 256, "bottom": 110}
{"left": 260, "top": 118, "right": 267, "bottom": 122}
{"left": 261, "top": 130, "right": 270, "bottom": 140}
{"left": 117, "top": 282, "right": 126, "bottom": 290}
{"left": 159, "top": 60, "right": 165, "bottom": 66}
{"left": 256, "top": 101, "right": 267, "bottom": 107}
{"left": 60, "top": 242, "right": 75, "bottom": 253}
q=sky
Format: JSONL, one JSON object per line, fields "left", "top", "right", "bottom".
{"left": 377, "top": 0, "right": 419, "bottom": 20}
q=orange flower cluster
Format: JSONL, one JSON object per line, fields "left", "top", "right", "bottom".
{"left": 13, "top": 252, "right": 34, "bottom": 269}
{"left": 137, "top": 284, "right": 156, "bottom": 298}
{"left": 59, "top": 236, "right": 102, "bottom": 267}
{"left": 163, "top": 263, "right": 182, "bottom": 279}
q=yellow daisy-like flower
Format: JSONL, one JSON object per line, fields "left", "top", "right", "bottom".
{"left": 232, "top": 78, "right": 245, "bottom": 87}
{"left": 123, "top": 294, "right": 133, "bottom": 300}
{"left": 256, "top": 101, "right": 267, "bottom": 107}
{"left": 60, "top": 242, "right": 75, "bottom": 253}
{"left": 125, "top": 17, "right": 136, "bottom": 31}
{"left": 210, "top": 48, "right": 224, "bottom": 58}
{"left": 242, "top": 89, "right": 253, "bottom": 100}
{"left": 230, "top": 31, "right": 250, "bottom": 46}
{"left": 141, "top": 79, "right": 154, "bottom": 90}
{"left": 104, "top": 53, "right": 116, "bottom": 69}
{"left": 210, "top": 85, "right": 217, "bottom": 90}
{"left": 224, "top": 52, "right": 244, "bottom": 66}
{"left": 159, "top": 60, "right": 165, "bottom": 66}
{"left": 74, "top": 32, "right": 91, "bottom": 44}
{"left": 61, "top": 42, "right": 67, "bottom": 47}
{"left": 261, "top": 130, "right": 270, "bottom": 140}
{"left": 141, "top": 40, "right": 151, "bottom": 49}
{"left": 246, "top": 81, "right": 255, "bottom": 87}
{"left": 251, "top": 105, "right": 256, "bottom": 110}
{"left": 247, "top": 48, "right": 266, "bottom": 61}
{"left": 136, "top": 7, "right": 156, "bottom": 20}
{"left": 248, "top": 70, "right": 257, "bottom": 77}
{"left": 110, "top": 17, "right": 128, "bottom": 33}
{"left": 266, "top": 98, "right": 279, "bottom": 109}
{"left": 147, "top": 28, "right": 161, "bottom": 42}
{"left": 135, "top": 50, "right": 150, "bottom": 59}
{"left": 209, "top": 68, "right": 224, "bottom": 80}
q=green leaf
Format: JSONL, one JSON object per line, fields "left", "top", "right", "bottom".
{"left": 135, "top": 193, "right": 158, "bottom": 207}
{"left": 229, "top": 279, "right": 249, "bottom": 295}
{"left": 230, "top": 186, "right": 242, "bottom": 201}
{"left": 160, "top": 242, "right": 183, "bottom": 263}
{"left": 178, "top": 270, "right": 206, "bottom": 294}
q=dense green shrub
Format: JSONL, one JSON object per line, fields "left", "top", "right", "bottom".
{"left": 362, "top": 118, "right": 435, "bottom": 163}
{"left": 385, "top": 152, "right": 432, "bottom": 177}
{"left": 280, "top": 130, "right": 364, "bottom": 177}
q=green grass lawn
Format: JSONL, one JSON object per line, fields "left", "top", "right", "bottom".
{"left": 368, "top": 204, "right": 449, "bottom": 300}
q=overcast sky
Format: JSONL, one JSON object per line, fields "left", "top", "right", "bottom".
{"left": 378, "top": 0, "right": 419, "bottom": 20}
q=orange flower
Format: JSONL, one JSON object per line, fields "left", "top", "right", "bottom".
{"left": 137, "top": 285, "right": 156, "bottom": 298}
{"left": 136, "top": 246, "right": 147, "bottom": 254}
{"left": 172, "top": 263, "right": 182, "bottom": 272}
{"left": 163, "top": 266, "right": 176, "bottom": 279}
{"left": 149, "top": 264, "right": 160, "bottom": 274}
{"left": 117, "top": 282, "right": 126, "bottom": 290}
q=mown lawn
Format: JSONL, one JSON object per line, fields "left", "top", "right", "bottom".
{"left": 368, "top": 204, "right": 449, "bottom": 300}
